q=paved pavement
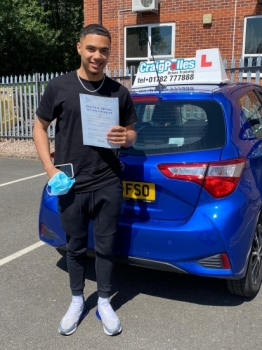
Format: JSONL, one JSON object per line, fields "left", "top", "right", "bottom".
{"left": 1, "top": 156, "right": 262, "bottom": 350}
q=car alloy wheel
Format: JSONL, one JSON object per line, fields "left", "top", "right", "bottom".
{"left": 251, "top": 222, "right": 262, "bottom": 285}
{"left": 227, "top": 213, "right": 262, "bottom": 297}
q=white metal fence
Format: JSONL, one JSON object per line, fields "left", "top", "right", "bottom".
{"left": 0, "top": 60, "right": 261, "bottom": 140}
{"left": 0, "top": 68, "right": 134, "bottom": 140}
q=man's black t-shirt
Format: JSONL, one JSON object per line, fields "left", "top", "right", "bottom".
{"left": 36, "top": 71, "right": 137, "bottom": 192}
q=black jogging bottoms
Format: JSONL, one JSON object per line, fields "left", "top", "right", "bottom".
{"left": 57, "top": 181, "right": 123, "bottom": 298}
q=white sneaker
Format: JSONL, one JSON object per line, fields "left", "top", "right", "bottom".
{"left": 96, "top": 298, "right": 122, "bottom": 336}
{"left": 58, "top": 296, "right": 88, "bottom": 335}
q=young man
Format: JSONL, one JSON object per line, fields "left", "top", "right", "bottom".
{"left": 33, "top": 24, "right": 137, "bottom": 336}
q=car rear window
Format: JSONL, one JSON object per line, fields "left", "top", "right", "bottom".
{"left": 121, "top": 100, "right": 226, "bottom": 155}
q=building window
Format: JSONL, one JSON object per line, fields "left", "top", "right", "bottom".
{"left": 125, "top": 23, "right": 175, "bottom": 71}
{"left": 243, "top": 16, "right": 262, "bottom": 67}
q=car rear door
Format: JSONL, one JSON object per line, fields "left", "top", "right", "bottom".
{"left": 120, "top": 96, "right": 226, "bottom": 221}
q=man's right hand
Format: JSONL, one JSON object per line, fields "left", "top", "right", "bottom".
{"left": 46, "top": 166, "right": 61, "bottom": 181}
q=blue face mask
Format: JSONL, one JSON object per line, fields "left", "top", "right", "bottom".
{"left": 47, "top": 172, "right": 75, "bottom": 196}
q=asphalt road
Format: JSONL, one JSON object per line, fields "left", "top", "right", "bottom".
{"left": 0, "top": 156, "right": 262, "bottom": 350}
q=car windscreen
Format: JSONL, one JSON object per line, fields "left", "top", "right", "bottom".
{"left": 121, "top": 100, "right": 226, "bottom": 155}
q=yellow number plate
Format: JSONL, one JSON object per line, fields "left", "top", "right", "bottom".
{"left": 122, "top": 181, "right": 155, "bottom": 202}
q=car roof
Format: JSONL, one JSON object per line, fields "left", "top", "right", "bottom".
{"left": 130, "top": 82, "right": 257, "bottom": 98}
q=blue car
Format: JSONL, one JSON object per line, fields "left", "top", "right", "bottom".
{"left": 39, "top": 49, "right": 262, "bottom": 297}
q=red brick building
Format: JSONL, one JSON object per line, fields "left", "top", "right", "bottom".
{"left": 83, "top": 0, "right": 262, "bottom": 72}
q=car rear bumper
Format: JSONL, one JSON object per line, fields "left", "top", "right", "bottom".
{"left": 39, "top": 188, "right": 258, "bottom": 280}
{"left": 56, "top": 245, "right": 188, "bottom": 274}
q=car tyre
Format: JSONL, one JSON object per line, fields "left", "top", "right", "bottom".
{"left": 226, "top": 213, "right": 262, "bottom": 297}
{"left": 56, "top": 247, "right": 67, "bottom": 257}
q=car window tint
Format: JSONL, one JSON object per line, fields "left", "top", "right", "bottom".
{"left": 121, "top": 101, "right": 226, "bottom": 155}
{"left": 238, "top": 91, "right": 262, "bottom": 139}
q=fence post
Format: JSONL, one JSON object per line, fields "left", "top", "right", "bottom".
{"left": 256, "top": 56, "right": 262, "bottom": 85}
{"left": 130, "top": 66, "right": 136, "bottom": 87}
{"left": 239, "top": 57, "right": 244, "bottom": 82}
{"left": 247, "top": 57, "right": 253, "bottom": 83}
{"left": 230, "top": 58, "right": 235, "bottom": 82}
{"left": 35, "top": 73, "right": 41, "bottom": 107}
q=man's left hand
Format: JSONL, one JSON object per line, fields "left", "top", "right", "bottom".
{"left": 107, "top": 125, "right": 137, "bottom": 148}
{"left": 106, "top": 126, "right": 128, "bottom": 145}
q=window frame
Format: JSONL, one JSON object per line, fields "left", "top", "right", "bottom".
{"left": 238, "top": 89, "right": 262, "bottom": 139}
{"left": 124, "top": 23, "right": 175, "bottom": 72}
{"left": 242, "top": 16, "right": 262, "bottom": 77}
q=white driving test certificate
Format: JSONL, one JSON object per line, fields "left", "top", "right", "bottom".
{"left": 79, "top": 94, "right": 120, "bottom": 149}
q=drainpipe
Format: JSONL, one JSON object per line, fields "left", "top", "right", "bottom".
{"left": 118, "top": 9, "right": 132, "bottom": 72}
{"left": 98, "top": 0, "right": 102, "bottom": 24}
{"left": 232, "top": 0, "right": 238, "bottom": 60}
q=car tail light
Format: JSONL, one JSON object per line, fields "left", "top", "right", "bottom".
{"left": 41, "top": 224, "right": 58, "bottom": 239}
{"left": 132, "top": 96, "right": 159, "bottom": 102}
{"left": 204, "top": 158, "right": 246, "bottom": 198}
{"left": 41, "top": 223, "right": 45, "bottom": 236}
{"left": 157, "top": 163, "right": 208, "bottom": 186}
{"left": 221, "top": 253, "right": 231, "bottom": 269}
{"left": 198, "top": 253, "right": 231, "bottom": 269}
{"left": 157, "top": 157, "right": 246, "bottom": 198}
